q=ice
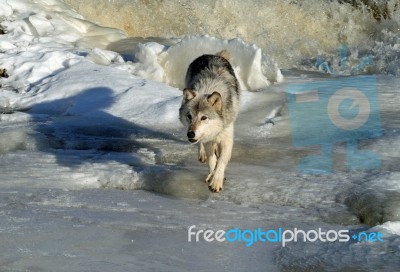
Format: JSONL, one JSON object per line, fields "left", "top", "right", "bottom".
{"left": 372, "top": 221, "right": 400, "bottom": 235}
{"left": 342, "top": 172, "right": 400, "bottom": 225}
{"left": 276, "top": 221, "right": 400, "bottom": 271}
{"left": 0, "top": 0, "right": 399, "bottom": 271}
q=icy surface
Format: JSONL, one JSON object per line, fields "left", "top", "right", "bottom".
{"left": 0, "top": 0, "right": 399, "bottom": 271}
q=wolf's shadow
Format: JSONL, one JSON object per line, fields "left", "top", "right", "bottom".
{"left": 29, "top": 87, "right": 182, "bottom": 166}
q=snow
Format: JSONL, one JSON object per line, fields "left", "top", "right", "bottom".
{"left": 157, "top": 35, "right": 283, "bottom": 90}
{"left": 0, "top": 0, "right": 399, "bottom": 271}
{"left": 65, "top": 0, "right": 400, "bottom": 76}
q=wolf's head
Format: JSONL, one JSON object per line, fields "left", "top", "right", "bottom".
{"left": 179, "top": 89, "right": 225, "bottom": 144}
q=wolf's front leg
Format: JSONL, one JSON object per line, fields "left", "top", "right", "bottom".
{"left": 198, "top": 142, "right": 207, "bottom": 163}
{"left": 208, "top": 126, "right": 233, "bottom": 192}
{"left": 205, "top": 142, "right": 217, "bottom": 183}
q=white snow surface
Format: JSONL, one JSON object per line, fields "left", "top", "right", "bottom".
{"left": 0, "top": 0, "right": 399, "bottom": 271}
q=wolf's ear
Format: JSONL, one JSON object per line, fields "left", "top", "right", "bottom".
{"left": 207, "top": 92, "right": 223, "bottom": 112}
{"left": 216, "top": 50, "right": 230, "bottom": 61}
{"left": 183, "top": 88, "right": 196, "bottom": 102}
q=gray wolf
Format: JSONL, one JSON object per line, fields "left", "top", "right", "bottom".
{"left": 179, "top": 50, "right": 240, "bottom": 192}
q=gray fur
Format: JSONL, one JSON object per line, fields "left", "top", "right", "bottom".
{"left": 180, "top": 52, "right": 240, "bottom": 127}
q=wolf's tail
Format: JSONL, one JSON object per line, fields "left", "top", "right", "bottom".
{"left": 216, "top": 50, "right": 230, "bottom": 61}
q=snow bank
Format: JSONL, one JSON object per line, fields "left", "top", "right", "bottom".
{"left": 0, "top": 0, "right": 125, "bottom": 49}
{"left": 111, "top": 35, "right": 284, "bottom": 91}
{"left": 158, "top": 35, "right": 283, "bottom": 90}
{"left": 15, "top": 60, "right": 182, "bottom": 128}
{"left": 0, "top": 0, "right": 283, "bottom": 102}
{"left": 0, "top": 0, "right": 183, "bottom": 128}
{"left": 0, "top": 0, "right": 125, "bottom": 94}
{"left": 65, "top": 0, "right": 400, "bottom": 76}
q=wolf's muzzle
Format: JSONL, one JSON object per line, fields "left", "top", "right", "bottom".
{"left": 187, "top": 131, "right": 195, "bottom": 138}
{"left": 187, "top": 131, "right": 197, "bottom": 143}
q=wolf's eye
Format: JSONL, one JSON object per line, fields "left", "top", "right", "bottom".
{"left": 201, "top": 116, "right": 208, "bottom": 121}
{"left": 187, "top": 114, "right": 192, "bottom": 120}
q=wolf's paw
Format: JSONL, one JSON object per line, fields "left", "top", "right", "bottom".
{"left": 208, "top": 174, "right": 224, "bottom": 193}
{"left": 198, "top": 151, "right": 207, "bottom": 163}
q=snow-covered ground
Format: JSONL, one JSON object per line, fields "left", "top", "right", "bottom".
{"left": 0, "top": 0, "right": 399, "bottom": 271}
